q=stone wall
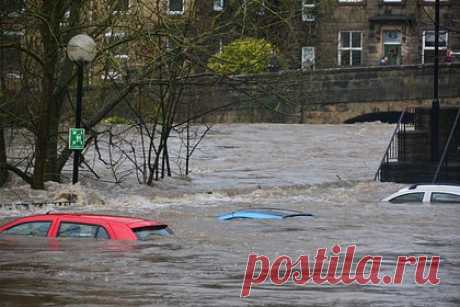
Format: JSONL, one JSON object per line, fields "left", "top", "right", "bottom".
{"left": 182, "top": 63, "right": 460, "bottom": 124}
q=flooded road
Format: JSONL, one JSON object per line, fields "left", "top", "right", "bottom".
{"left": 1, "top": 124, "right": 459, "bottom": 306}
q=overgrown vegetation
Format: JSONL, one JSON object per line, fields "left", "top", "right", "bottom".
{"left": 208, "top": 37, "right": 275, "bottom": 75}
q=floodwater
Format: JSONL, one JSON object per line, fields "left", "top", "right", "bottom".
{"left": 1, "top": 124, "right": 459, "bottom": 306}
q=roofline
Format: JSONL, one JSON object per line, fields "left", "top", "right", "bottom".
{"left": 45, "top": 212, "right": 149, "bottom": 220}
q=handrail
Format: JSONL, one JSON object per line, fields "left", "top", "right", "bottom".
{"left": 374, "top": 110, "right": 406, "bottom": 181}
{"left": 432, "top": 108, "right": 460, "bottom": 183}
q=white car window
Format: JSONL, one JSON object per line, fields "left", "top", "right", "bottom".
{"left": 431, "top": 193, "right": 460, "bottom": 204}
{"left": 389, "top": 192, "right": 425, "bottom": 203}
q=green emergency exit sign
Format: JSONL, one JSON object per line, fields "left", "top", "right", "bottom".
{"left": 69, "top": 128, "right": 85, "bottom": 150}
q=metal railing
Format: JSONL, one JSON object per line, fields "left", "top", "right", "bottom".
{"left": 374, "top": 108, "right": 415, "bottom": 181}
{"left": 432, "top": 108, "right": 460, "bottom": 183}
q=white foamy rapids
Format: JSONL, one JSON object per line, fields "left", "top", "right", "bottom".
{"left": 1, "top": 123, "right": 396, "bottom": 212}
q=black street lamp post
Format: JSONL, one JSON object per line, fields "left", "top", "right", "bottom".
{"left": 67, "top": 34, "right": 96, "bottom": 184}
{"left": 431, "top": 0, "right": 440, "bottom": 162}
{"left": 72, "top": 63, "right": 84, "bottom": 184}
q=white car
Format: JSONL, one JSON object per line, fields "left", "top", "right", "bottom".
{"left": 382, "top": 185, "right": 460, "bottom": 204}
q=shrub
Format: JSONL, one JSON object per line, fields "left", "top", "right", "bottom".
{"left": 208, "top": 37, "right": 275, "bottom": 75}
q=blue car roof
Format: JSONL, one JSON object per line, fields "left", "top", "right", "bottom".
{"left": 218, "top": 208, "right": 314, "bottom": 221}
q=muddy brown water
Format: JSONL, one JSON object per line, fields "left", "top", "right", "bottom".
{"left": 0, "top": 124, "right": 459, "bottom": 306}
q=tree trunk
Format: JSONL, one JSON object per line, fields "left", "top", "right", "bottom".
{"left": 32, "top": 1, "right": 58, "bottom": 189}
{"left": 32, "top": 87, "right": 51, "bottom": 189}
{"left": 0, "top": 127, "right": 8, "bottom": 187}
{"left": 45, "top": 95, "right": 60, "bottom": 182}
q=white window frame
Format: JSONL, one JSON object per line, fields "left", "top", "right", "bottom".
{"left": 383, "top": 0, "right": 402, "bottom": 2}
{"left": 213, "top": 0, "right": 224, "bottom": 11}
{"left": 338, "top": 0, "right": 363, "bottom": 2}
{"left": 338, "top": 31, "right": 363, "bottom": 66}
{"left": 301, "top": 47, "right": 315, "bottom": 70}
{"left": 422, "top": 30, "right": 448, "bottom": 64}
{"left": 302, "top": 0, "right": 315, "bottom": 22}
{"left": 168, "top": 0, "right": 184, "bottom": 15}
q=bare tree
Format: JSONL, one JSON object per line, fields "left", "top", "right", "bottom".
{"left": 0, "top": 0, "right": 320, "bottom": 189}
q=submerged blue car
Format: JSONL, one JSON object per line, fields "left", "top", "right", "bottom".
{"left": 218, "top": 208, "right": 314, "bottom": 221}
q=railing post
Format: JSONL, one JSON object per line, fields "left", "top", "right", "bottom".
{"left": 432, "top": 108, "right": 460, "bottom": 183}
{"left": 374, "top": 110, "right": 407, "bottom": 181}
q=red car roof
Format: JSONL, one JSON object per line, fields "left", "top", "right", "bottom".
{"left": 41, "top": 213, "right": 163, "bottom": 227}
{"left": 0, "top": 213, "right": 169, "bottom": 241}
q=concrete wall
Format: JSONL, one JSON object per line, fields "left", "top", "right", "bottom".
{"left": 184, "top": 63, "right": 460, "bottom": 124}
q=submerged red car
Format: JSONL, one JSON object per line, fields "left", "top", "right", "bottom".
{"left": 0, "top": 213, "right": 172, "bottom": 241}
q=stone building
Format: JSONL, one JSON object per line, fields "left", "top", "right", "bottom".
{"left": 315, "top": 0, "right": 460, "bottom": 68}
{"left": 1, "top": 0, "right": 459, "bottom": 82}
{"left": 148, "top": 0, "right": 460, "bottom": 69}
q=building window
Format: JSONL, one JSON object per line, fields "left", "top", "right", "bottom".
{"left": 165, "top": 37, "right": 174, "bottom": 52}
{"left": 422, "top": 30, "right": 448, "bottom": 64}
{"left": 114, "top": 0, "right": 129, "bottom": 13}
{"left": 383, "top": 31, "right": 402, "bottom": 65}
{"left": 213, "top": 0, "right": 224, "bottom": 11}
{"left": 103, "top": 31, "right": 129, "bottom": 80}
{"left": 338, "top": 31, "right": 362, "bottom": 66}
{"left": 168, "top": 0, "right": 184, "bottom": 15}
{"left": 258, "top": 0, "right": 265, "bottom": 15}
{"left": 302, "top": 0, "right": 315, "bottom": 22}
{"left": 59, "top": 10, "right": 71, "bottom": 27}
{"left": 3, "top": 0, "right": 25, "bottom": 16}
{"left": 105, "top": 31, "right": 129, "bottom": 59}
{"left": 1, "top": 31, "right": 23, "bottom": 79}
{"left": 301, "top": 47, "right": 315, "bottom": 70}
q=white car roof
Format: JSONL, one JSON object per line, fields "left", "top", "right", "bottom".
{"left": 398, "top": 184, "right": 460, "bottom": 193}
{"left": 382, "top": 184, "right": 460, "bottom": 202}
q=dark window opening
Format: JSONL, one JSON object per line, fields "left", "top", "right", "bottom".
{"left": 169, "top": 0, "right": 183, "bottom": 13}
{"left": 132, "top": 225, "right": 173, "bottom": 240}
{"left": 1, "top": 31, "right": 23, "bottom": 78}
{"left": 389, "top": 192, "right": 424, "bottom": 203}
{"left": 431, "top": 193, "right": 460, "bottom": 204}
{"left": 57, "top": 222, "right": 110, "bottom": 239}
{"left": 3, "top": 221, "right": 51, "bottom": 237}
{"left": 2, "top": 0, "right": 25, "bottom": 15}
{"left": 114, "top": 0, "right": 129, "bottom": 12}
